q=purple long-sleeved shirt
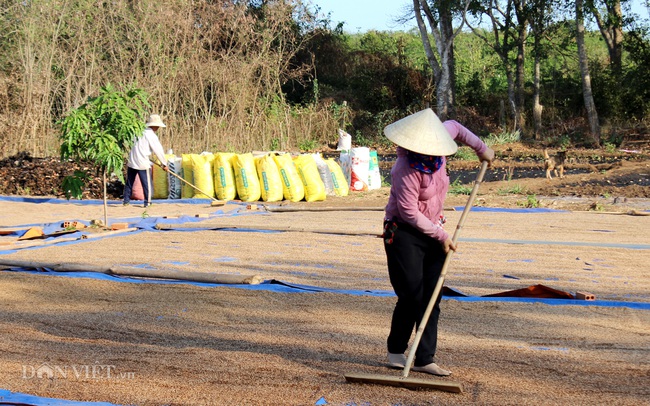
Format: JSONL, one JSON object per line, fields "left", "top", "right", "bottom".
{"left": 384, "top": 120, "right": 488, "bottom": 242}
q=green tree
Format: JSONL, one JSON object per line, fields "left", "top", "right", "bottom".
{"left": 59, "top": 84, "right": 150, "bottom": 225}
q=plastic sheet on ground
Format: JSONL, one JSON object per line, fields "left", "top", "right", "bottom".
{"left": 3, "top": 268, "right": 648, "bottom": 310}
{"left": 0, "top": 389, "right": 117, "bottom": 406}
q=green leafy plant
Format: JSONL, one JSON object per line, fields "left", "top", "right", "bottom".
{"left": 61, "top": 170, "right": 90, "bottom": 199}
{"left": 381, "top": 173, "right": 391, "bottom": 187}
{"left": 497, "top": 184, "right": 527, "bottom": 195}
{"left": 448, "top": 178, "right": 472, "bottom": 195}
{"left": 59, "top": 84, "right": 150, "bottom": 225}
{"left": 353, "top": 131, "right": 373, "bottom": 147}
{"left": 328, "top": 100, "right": 350, "bottom": 129}
{"left": 15, "top": 185, "right": 31, "bottom": 195}
{"left": 603, "top": 142, "right": 616, "bottom": 154}
{"left": 557, "top": 135, "right": 572, "bottom": 149}
{"left": 519, "top": 195, "right": 540, "bottom": 208}
{"left": 298, "top": 139, "right": 319, "bottom": 152}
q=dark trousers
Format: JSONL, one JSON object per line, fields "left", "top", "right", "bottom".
{"left": 384, "top": 220, "right": 446, "bottom": 367}
{"left": 123, "top": 167, "right": 152, "bottom": 205}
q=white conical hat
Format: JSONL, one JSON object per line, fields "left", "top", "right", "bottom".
{"left": 145, "top": 114, "right": 166, "bottom": 128}
{"left": 384, "top": 108, "right": 457, "bottom": 156}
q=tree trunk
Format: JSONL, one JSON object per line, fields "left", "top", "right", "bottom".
{"left": 437, "top": 53, "right": 453, "bottom": 120}
{"left": 414, "top": 0, "right": 466, "bottom": 121}
{"left": 532, "top": 14, "right": 543, "bottom": 140}
{"left": 533, "top": 52, "right": 543, "bottom": 139}
{"left": 587, "top": 0, "right": 624, "bottom": 73}
{"left": 465, "top": 0, "right": 518, "bottom": 132}
{"left": 103, "top": 170, "right": 108, "bottom": 228}
{"left": 576, "top": 0, "right": 601, "bottom": 146}
{"left": 439, "top": 2, "right": 456, "bottom": 118}
{"left": 514, "top": 0, "right": 528, "bottom": 136}
{"left": 413, "top": 0, "right": 442, "bottom": 82}
{"left": 530, "top": 0, "right": 549, "bottom": 140}
{"left": 506, "top": 70, "right": 517, "bottom": 132}
{"left": 515, "top": 32, "right": 527, "bottom": 134}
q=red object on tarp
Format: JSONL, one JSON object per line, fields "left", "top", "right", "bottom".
{"left": 482, "top": 284, "right": 575, "bottom": 299}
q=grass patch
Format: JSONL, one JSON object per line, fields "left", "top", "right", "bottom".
{"left": 497, "top": 184, "right": 528, "bottom": 195}
{"left": 485, "top": 130, "right": 521, "bottom": 146}
{"left": 448, "top": 178, "right": 472, "bottom": 195}
{"left": 451, "top": 146, "right": 478, "bottom": 161}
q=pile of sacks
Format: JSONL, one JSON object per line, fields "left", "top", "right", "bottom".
{"left": 148, "top": 148, "right": 382, "bottom": 203}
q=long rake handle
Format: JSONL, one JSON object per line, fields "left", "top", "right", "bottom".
{"left": 151, "top": 160, "right": 218, "bottom": 202}
{"left": 402, "top": 160, "right": 489, "bottom": 378}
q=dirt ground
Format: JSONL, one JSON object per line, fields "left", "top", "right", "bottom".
{"left": 0, "top": 148, "right": 649, "bottom": 405}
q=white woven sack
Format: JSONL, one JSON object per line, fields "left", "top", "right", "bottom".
{"left": 167, "top": 157, "right": 183, "bottom": 199}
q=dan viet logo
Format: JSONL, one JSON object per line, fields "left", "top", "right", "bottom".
{"left": 22, "top": 362, "right": 135, "bottom": 380}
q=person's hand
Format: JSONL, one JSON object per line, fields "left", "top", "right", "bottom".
{"left": 478, "top": 147, "right": 495, "bottom": 167}
{"left": 162, "top": 165, "right": 169, "bottom": 172}
{"left": 443, "top": 238, "right": 457, "bottom": 254}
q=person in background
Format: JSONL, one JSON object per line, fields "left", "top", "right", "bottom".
{"left": 123, "top": 114, "right": 168, "bottom": 208}
{"left": 382, "top": 108, "right": 494, "bottom": 376}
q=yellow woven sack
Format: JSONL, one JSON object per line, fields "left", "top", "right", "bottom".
{"left": 233, "top": 153, "right": 261, "bottom": 202}
{"left": 294, "top": 154, "right": 326, "bottom": 202}
{"left": 256, "top": 154, "right": 283, "bottom": 202}
{"left": 181, "top": 154, "right": 194, "bottom": 199}
{"left": 213, "top": 153, "right": 237, "bottom": 201}
{"left": 326, "top": 158, "right": 349, "bottom": 197}
{"left": 191, "top": 153, "right": 215, "bottom": 199}
{"left": 152, "top": 154, "right": 174, "bottom": 199}
{"left": 273, "top": 153, "right": 304, "bottom": 202}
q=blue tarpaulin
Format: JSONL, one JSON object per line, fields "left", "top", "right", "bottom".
{"left": 4, "top": 268, "right": 648, "bottom": 310}
{"left": 0, "top": 389, "right": 118, "bottom": 406}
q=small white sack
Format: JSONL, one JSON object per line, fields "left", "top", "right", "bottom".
{"left": 349, "top": 147, "right": 370, "bottom": 191}
{"left": 337, "top": 129, "right": 352, "bottom": 151}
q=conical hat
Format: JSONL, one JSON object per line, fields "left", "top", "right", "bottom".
{"left": 145, "top": 114, "right": 166, "bottom": 128}
{"left": 384, "top": 108, "right": 457, "bottom": 156}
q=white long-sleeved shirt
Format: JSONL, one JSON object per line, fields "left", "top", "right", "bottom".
{"left": 127, "top": 127, "right": 167, "bottom": 170}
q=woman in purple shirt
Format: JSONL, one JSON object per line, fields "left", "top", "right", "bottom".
{"left": 382, "top": 109, "right": 494, "bottom": 376}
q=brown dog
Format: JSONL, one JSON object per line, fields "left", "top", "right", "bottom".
{"left": 544, "top": 149, "right": 566, "bottom": 180}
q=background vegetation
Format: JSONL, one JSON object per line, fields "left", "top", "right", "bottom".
{"left": 0, "top": 0, "right": 648, "bottom": 159}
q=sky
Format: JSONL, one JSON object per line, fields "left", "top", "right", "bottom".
{"left": 317, "top": 0, "right": 415, "bottom": 32}
{"left": 317, "top": 0, "right": 650, "bottom": 33}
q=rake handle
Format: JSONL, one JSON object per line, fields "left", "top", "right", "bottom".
{"left": 401, "top": 160, "right": 488, "bottom": 378}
